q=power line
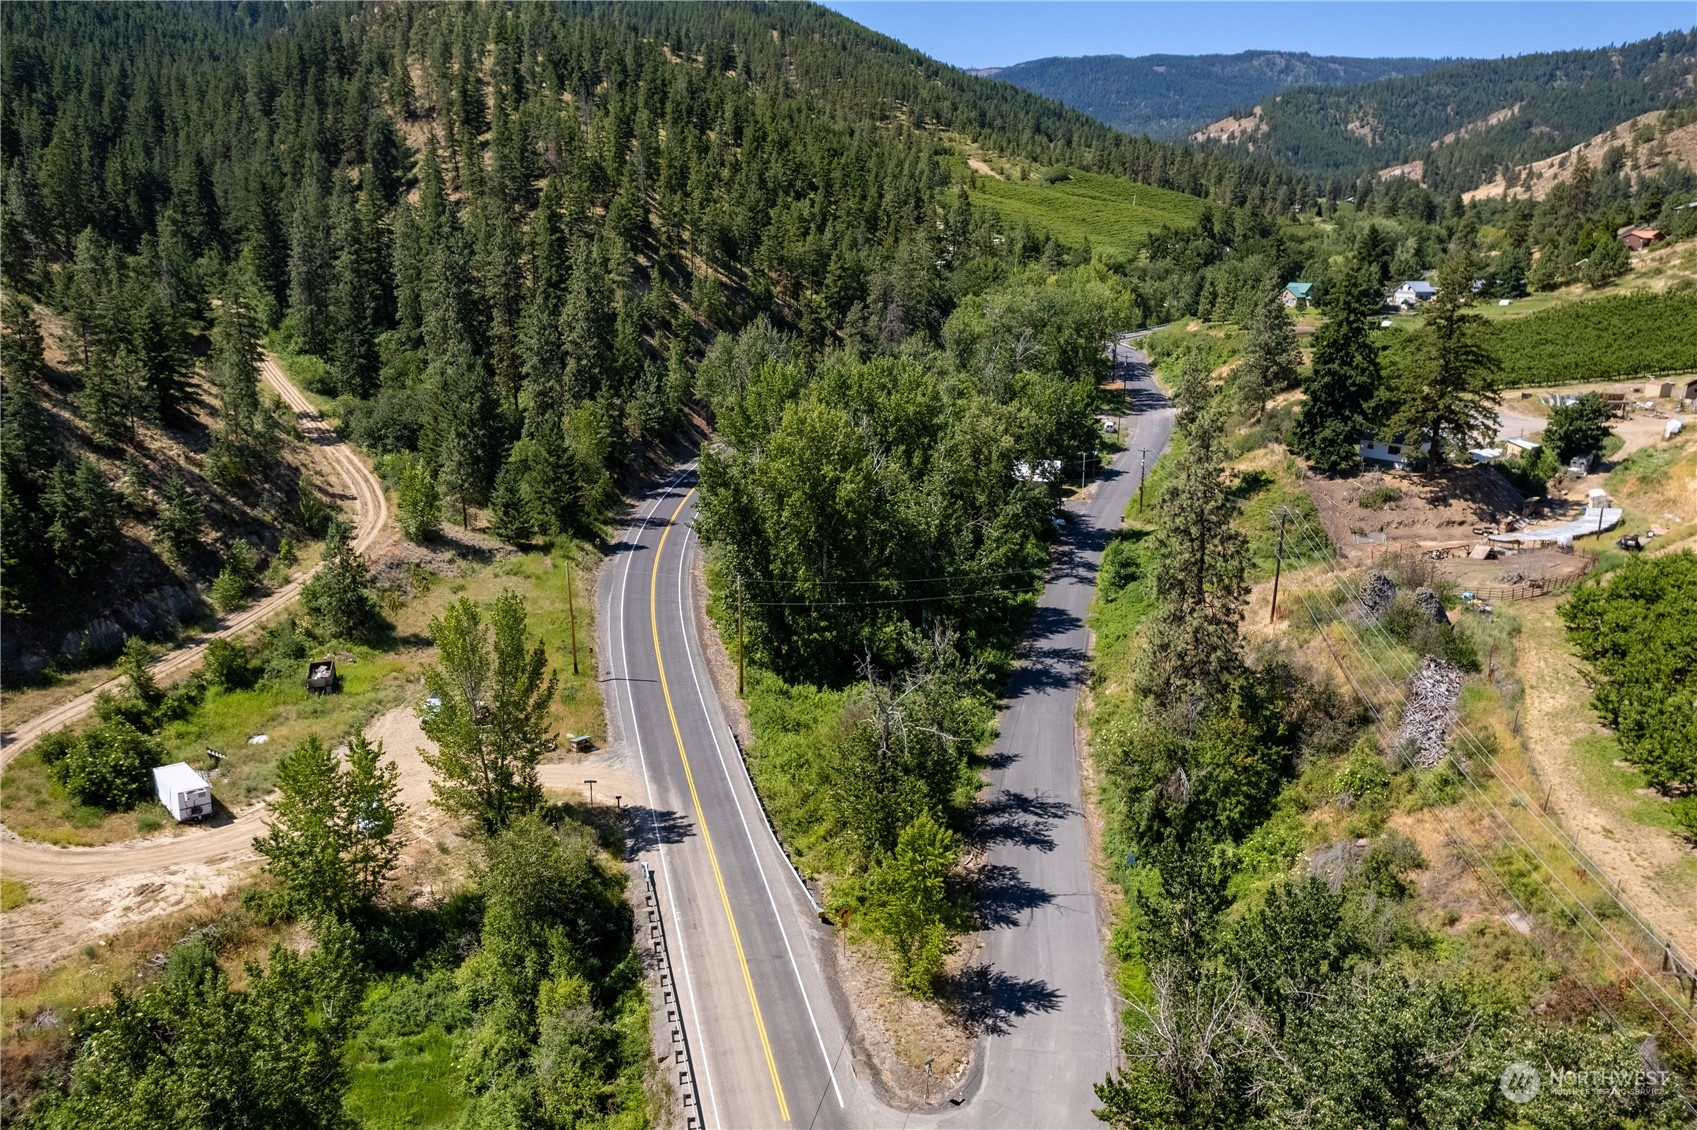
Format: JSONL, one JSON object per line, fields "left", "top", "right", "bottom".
{"left": 1276, "top": 512, "right": 1697, "bottom": 1054}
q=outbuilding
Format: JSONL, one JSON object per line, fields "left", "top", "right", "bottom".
{"left": 1617, "top": 227, "right": 1663, "bottom": 252}
{"left": 154, "top": 762, "right": 213, "bottom": 823}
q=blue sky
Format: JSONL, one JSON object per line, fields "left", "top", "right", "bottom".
{"left": 821, "top": 2, "right": 1695, "bottom": 68}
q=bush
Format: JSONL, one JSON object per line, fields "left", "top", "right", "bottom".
{"left": 256, "top": 618, "right": 312, "bottom": 685}
{"left": 203, "top": 637, "right": 254, "bottom": 692}
{"left": 1561, "top": 550, "right": 1697, "bottom": 792}
{"left": 1357, "top": 486, "right": 1403, "bottom": 510}
{"left": 48, "top": 720, "right": 162, "bottom": 810}
{"left": 395, "top": 455, "right": 442, "bottom": 543}
{"left": 211, "top": 541, "right": 259, "bottom": 611}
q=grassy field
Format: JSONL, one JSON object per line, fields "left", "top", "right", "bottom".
{"left": 969, "top": 171, "right": 1205, "bottom": 257}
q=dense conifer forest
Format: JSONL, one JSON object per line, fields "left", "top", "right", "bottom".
{"left": 1194, "top": 31, "right": 1697, "bottom": 193}
{"left": 987, "top": 50, "right": 1446, "bottom": 140}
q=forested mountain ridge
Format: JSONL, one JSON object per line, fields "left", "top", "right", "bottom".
{"left": 1191, "top": 30, "right": 1697, "bottom": 194}
{"left": 983, "top": 51, "right": 1447, "bottom": 140}
{"left": 0, "top": 0, "right": 1319, "bottom": 685}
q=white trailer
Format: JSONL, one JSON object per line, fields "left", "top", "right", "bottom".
{"left": 153, "top": 762, "right": 212, "bottom": 822}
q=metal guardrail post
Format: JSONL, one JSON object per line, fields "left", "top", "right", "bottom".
{"left": 641, "top": 862, "right": 702, "bottom": 1129}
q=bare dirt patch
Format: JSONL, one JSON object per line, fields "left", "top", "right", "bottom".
{"left": 1305, "top": 465, "right": 1527, "bottom": 558}
{"left": 967, "top": 157, "right": 1003, "bottom": 180}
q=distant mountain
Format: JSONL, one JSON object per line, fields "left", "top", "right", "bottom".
{"left": 1189, "top": 30, "right": 1697, "bottom": 194}
{"left": 985, "top": 51, "right": 1448, "bottom": 139}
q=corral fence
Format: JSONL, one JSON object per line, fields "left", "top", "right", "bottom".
{"left": 1357, "top": 541, "right": 1599, "bottom": 604}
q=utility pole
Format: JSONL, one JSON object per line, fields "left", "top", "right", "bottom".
{"left": 737, "top": 577, "right": 745, "bottom": 697}
{"left": 1269, "top": 509, "right": 1288, "bottom": 624}
{"left": 1080, "top": 451, "right": 1089, "bottom": 491}
{"left": 1137, "top": 448, "right": 1149, "bottom": 514}
{"left": 565, "top": 548, "right": 580, "bottom": 676}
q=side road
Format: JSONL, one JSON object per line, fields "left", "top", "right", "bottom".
{"left": 0, "top": 354, "right": 390, "bottom": 766}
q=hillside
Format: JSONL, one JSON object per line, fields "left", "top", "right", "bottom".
{"left": 1465, "top": 106, "right": 1697, "bottom": 202}
{"left": 984, "top": 51, "right": 1446, "bottom": 139}
{"left": 967, "top": 169, "right": 1207, "bottom": 256}
{"left": 1190, "top": 30, "right": 1697, "bottom": 194}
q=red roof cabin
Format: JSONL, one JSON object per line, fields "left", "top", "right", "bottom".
{"left": 1619, "top": 227, "right": 1663, "bottom": 251}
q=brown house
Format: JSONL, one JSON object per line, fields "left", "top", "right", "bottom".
{"left": 1618, "top": 227, "right": 1663, "bottom": 251}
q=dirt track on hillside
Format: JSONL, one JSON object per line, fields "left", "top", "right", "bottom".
{"left": 0, "top": 353, "right": 390, "bottom": 765}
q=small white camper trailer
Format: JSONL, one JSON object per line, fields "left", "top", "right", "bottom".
{"left": 154, "top": 762, "right": 212, "bottom": 822}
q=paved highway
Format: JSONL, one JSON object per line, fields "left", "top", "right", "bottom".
{"left": 599, "top": 342, "right": 1173, "bottom": 1128}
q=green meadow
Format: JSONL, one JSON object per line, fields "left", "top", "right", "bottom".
{"left": 969, "top": 171, "right": 1205, "bottom": 257}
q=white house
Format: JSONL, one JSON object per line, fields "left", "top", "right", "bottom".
{"left": 154, "top": 762, "right": 213, "bottom": 822}
{"left": 1392, "top": 280, "right": 1436, "bottom": 307}
{"left": 1359, "top": 438, "right": 1430, "bottom": 471}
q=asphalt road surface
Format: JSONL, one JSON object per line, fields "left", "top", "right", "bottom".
{"left": 599, "top": 341, "right": 1173, "bottom": 1128}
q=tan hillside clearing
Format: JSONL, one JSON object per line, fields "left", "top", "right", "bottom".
{"left": 1465, "top": 109, "right": 1697, "bottom": 203}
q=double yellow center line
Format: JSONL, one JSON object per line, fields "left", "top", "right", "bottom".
{"left": 649, "top": 488, "right": 790, "bottom": 1123}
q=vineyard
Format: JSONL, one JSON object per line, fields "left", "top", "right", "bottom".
{"left": 1485, "top": 289, "right": 1697, "bottom": 387}
{"left": 969, "top": 170, "right": 1206, "bottom": 257}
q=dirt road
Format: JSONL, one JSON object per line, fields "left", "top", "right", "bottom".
{"left": 1, "top": 705, "right": 634, "bottom": 969}
{"left": 0, "top": 354, "right": 389, "bottom": 766}
{"left": 1514, "top": 604, "right": 1697, "bottom": 964}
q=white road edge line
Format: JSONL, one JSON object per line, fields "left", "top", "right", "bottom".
{"left": 610, "top": 466, "right": 722, "bottom": 1130}
{"left": 674, "top": 524, "right": 846, "bottom": 1111}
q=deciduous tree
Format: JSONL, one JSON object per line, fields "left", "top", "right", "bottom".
{"left": 253, "top": 733, "right": 403, "bottom": 922}
{"left": 420, "top": 590, "right": 558, "bottom": 835}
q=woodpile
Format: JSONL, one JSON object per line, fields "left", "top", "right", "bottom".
{"left": 1397, "top": 655, "right": 1462, "bottom": 769}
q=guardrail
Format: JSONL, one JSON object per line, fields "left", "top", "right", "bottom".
{"left": 641, "top": 862, "right": 703, "bottom": 1129}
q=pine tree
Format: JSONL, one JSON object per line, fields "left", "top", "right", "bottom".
{"left": 287, "top": 177, "right": 333, "bottom": 354}
{"left": 1383, "top": 253, "right": 1501, "bottom": 471}
{"left": 329, "top": 178, "right": 382, "bottom": 398}
{"left": 152, "top": 475, "right": 205, "bottom": 565}
{"left": 1290, "top": 263, "right": 1381, "bottom": 473}
{"left": 301, "top": 517, "right": 379, "bottom": 640}
{"left": 46, "top": 456, "right": 121, "bottom": 581}
{"left": 79, "top": 347, "right": 156, "bottom": 446}
{"left": 1236, "top": 279, "right": 1301, "bottom": 419}
{"left": 1139, "top": 390, "right": 1248, "bottom": 707}
{"left": 557, "top": 243, "right": 610, "bottom": 403}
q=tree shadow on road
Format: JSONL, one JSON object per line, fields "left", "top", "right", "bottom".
{"left": 970, "top": 862, "right": 1054, "bottom": 928}
{"left": 941, "top": 964, "right": 1063, "bottom": 1037}
{"left": 970, "top": 788, "right": 1075, "bottom": 854}
{"left": 620, "top": 805, "right": 694, "bottom": 856}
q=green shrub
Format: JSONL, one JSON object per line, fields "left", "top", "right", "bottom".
{"left": 203, "top": 637, "right": 254, "bottom": 692}
{"left": 395, "top": 456, "right": 442, "bottom": 543}
{"left": 34, "top": 729, "right": 78, "bottom": 770}
{"left": 1357, "top": 486, "right": 1403, "bottom": 510}
{"left": 256, "top": 618, "right": 313, "bottom": 685}
{"left": 49, "top": 720, "right": 162, "bottom": 810}
{"left": 211, "top": 568, "right": 249, "bottom": 613}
